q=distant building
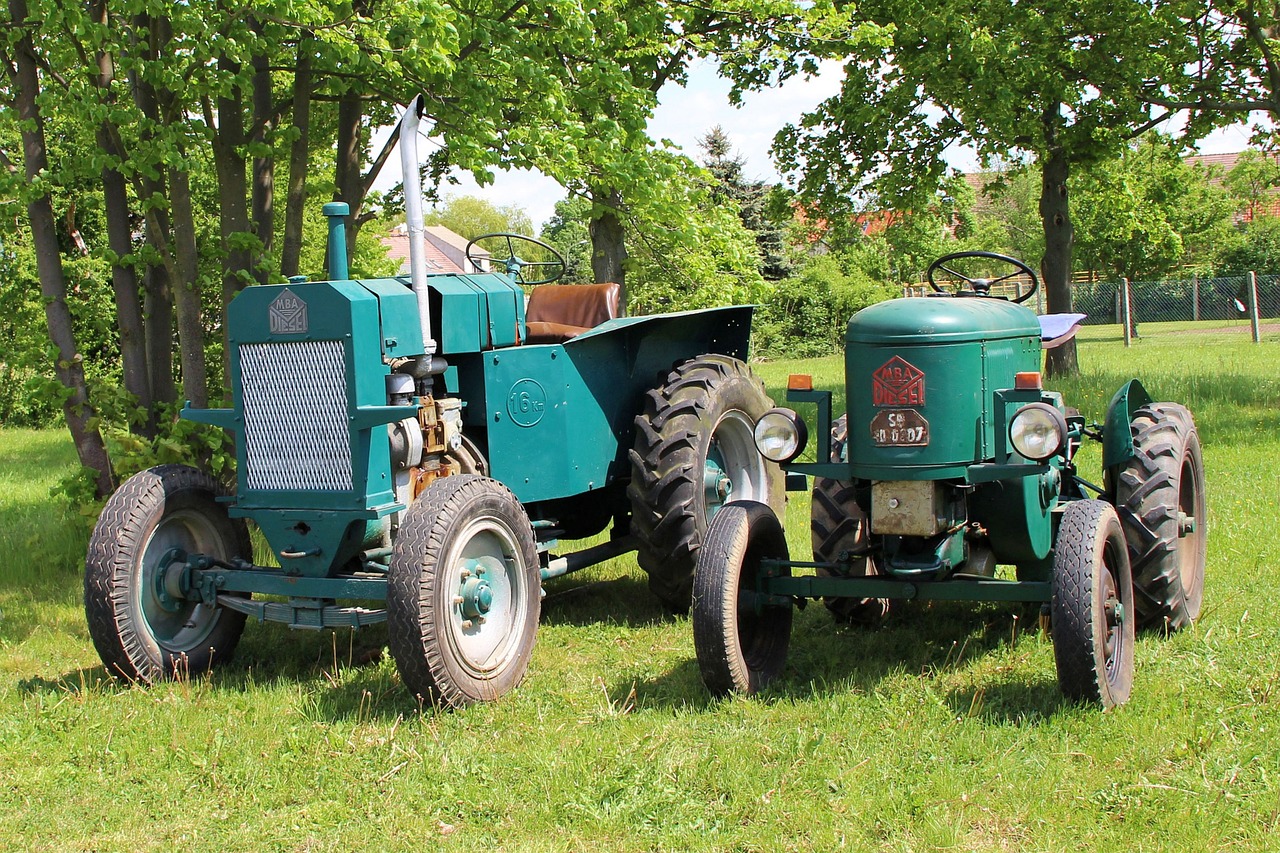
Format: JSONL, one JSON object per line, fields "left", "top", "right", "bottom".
{"left": 1184, "top": 152, "right": 1280, "bottom": 223}
{"left": 381, "top": 224, "right": 490, "bottom": 275}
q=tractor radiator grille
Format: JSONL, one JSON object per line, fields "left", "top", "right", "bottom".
{"left": 240, "top": 341, "right": 354, "bottom": 491}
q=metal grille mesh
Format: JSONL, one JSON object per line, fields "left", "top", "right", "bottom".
{"left": 240, "top": 341, "right": 353, "bottom": 491}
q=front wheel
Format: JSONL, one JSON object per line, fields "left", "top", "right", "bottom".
{"left": 387, "top": 476, "right": 540, "bottom": 707}
{"left": 629, "top": 355, "right": 784, "bottom": 611}
{"left": 84, "top": 465, "right": 250, "bottom": 683}
{"left": 1051, "top": 500, "right": 1135, "bottom": 709}
{"left": 692, "top": 501, "right": 792, "bottom": 696}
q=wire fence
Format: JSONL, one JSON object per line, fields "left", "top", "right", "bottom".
{"left": 1071, "top": 274, "right": 1280, "bottom": 327}
{"left": 906, "top": 272, "right": 1279, "bottom": 343}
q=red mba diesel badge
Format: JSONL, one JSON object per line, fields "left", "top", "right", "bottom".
{"left": 872, "top": 356, "right": 925, "bottom": 407}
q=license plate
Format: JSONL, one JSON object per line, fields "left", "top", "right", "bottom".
{"left": 870, "top": 409, "right": 929, "bottom": 447}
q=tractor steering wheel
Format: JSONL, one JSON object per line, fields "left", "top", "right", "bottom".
{"left": 926, "top": 251, "right": 1038, "bottom": 303}
{"left": 465, "top": 233, "right": 567, "bottom": 286}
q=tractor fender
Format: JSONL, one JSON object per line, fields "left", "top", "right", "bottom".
{"left": 1101, "top": 379, "right": 1154, "bottom": 470}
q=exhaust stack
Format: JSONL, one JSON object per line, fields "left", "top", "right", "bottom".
{"left": 399, "top": 95, "right": 437, "bottom": 359}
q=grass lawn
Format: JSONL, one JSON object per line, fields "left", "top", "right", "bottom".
{"left": 2, "top": 326, "right": 1278, "bottom": 851}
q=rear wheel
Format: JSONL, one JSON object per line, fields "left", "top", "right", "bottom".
{"left": 811, "top": 415, "right": 889, "bottom": 625}
{"left": 1111, "top": 403, "right": 1206, "bottom": 632}
{"left": 629, "top": 355, "right": 783, "bottom": 611}
{"left": 692, "top": 501, "right": 792, "bottom": 696}
{"left": 388, "top": 476, "right": 540, "bottom": 707}
{"left": 85, "top": 465, "right": 250, "bottom": 683}
{"left": 1051, "top": 500, "right": 1135, "bottom": 709}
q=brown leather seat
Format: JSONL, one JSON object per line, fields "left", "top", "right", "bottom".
{"left": 524, "top": 282, "right": 621, "bottom": 344}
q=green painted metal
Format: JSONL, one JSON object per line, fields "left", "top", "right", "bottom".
{"left": 323, "top": 202, "right": 350, "bottom": 280}
{"left": 764, "top": 572, "right": 1052, "bottom": 603}
{"left": 183, "top": 278, "right": 416, "bottom": 577}
{"left": 194, "top": 566, "right": 387, "bottom": 600}
{"left": 473, "top": 306, "right": 754, "bottom": 505}
{"left": 425, "top": 273, "right": 525, "bottom": 352}
{"left": 1102, "top": 379, "right": 1153, "bottom": 469}
{"left": 881, "top": 526, "right": 966, "bottom": 576}
{"left": 843, "top": 297, "right": 1042, "bottom": 481}
{"left": 357, "top": 278, "right": 426, "bottom": 358}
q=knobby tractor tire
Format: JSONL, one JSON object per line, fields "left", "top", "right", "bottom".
{"left": 84, "top": 464, "right": 250, "bottom": 683}
{"left": 1051, "top": 499, "right": 1135, "bottom": 709}
{"left": 628, "top": 354, "right": 783, "bottom": 612}
{"left": 692, "top": 500, "right": 792, "bottom": 696}
{"left": 1111, "top": 403, "right": 1206, "bottom": 632}
{"left": 811, "top": 415, "right": 890, "bottom": 625}
{"left": 387, "top": 475, "right": 540, "bottom": 708}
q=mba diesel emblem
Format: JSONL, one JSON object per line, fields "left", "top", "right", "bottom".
{"left": 269, "top": 288, "right": 308, "bottom": 334}
{"left": 872, "top": 356, "right": 925, "bottom": 407}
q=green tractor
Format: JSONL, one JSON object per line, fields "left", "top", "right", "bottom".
{"left": 83, "top": 97, "right": 784, "bottom": 707}
{"left": 692, "top": 252, "right": 1206, "bottom": 708}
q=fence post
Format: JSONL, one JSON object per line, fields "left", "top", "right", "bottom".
{"left": 1121, "top": 278, "right": 1133, "bottom": 347}
{"left": 1192, "top": 274, "right": 1200, "bottom": 322}
{"left": 1249, "top": 270, "right": 1261, "bottom": 343}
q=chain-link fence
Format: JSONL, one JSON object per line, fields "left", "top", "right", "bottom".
{"left": 1070, "top": 274, "right": 1280, "bottom": 326}
{"left": 906, "top": 272, "right": 1279, "bottom": 341}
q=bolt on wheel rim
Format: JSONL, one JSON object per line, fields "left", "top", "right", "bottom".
{"left": 1100, "top": 543, "right": 1127, "bottom": 684}
{"left": 446, "top": 516, "right": 529, "bottom": 676}
{"left": 134, "top": 510, "right": 224, "bottom": 651}
{"left": 703, "top": 410, "right": 769, "bottom": 523}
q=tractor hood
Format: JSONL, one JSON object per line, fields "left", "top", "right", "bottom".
{"left": 847, "top": 297, "right": 1041, "bottom": 345}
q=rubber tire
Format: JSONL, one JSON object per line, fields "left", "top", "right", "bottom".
{"left": 387, "top": 475, "right": 540, "bottom": 707}
{"left": 811, "top": 414, "right": 890, "bottom": 625}
{"left": 629, "top": 355, "right": 783, "bottom": 611}
{"left": 85, "top": 464, "right": 250, "bottom": 683}
{"left": 1051, "top": 499, "right": 1135, "bottom": 709}
{"left": 692, "top": 501, "right": 793, "bottom": 696}
{"left": 1111, "top": 403, "right": 1206, "bottom": 632}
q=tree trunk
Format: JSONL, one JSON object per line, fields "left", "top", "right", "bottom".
{"left": 133, "top": 13, "right": 207, "bottom": 408}
{"left": 6, "top": 0, "right": 113, "bottom": 496}
{"left": 281, "top": 34, "right": 313, "bottom": 279}
{"left": 143, "top": 261, "right": 176, "bottom": 406}
{"left": 250, "top": 28, "right": 274, "bottom": 285}
{"left": 1039, "top": 109, "right": 1078, "bottom": 378}
{"left": 91, "top": 0, "right": 152, "bottom": 424}
{"left": 168, "top": 166, "right": 208, "bottom": 408}
{"left": 334, "top": 89, "right": 364, "bottom": 270}
{"left": 588, "top": 187, "right": 627, "bottom": 310}
{"left": 98, "top": 124, "right": 154, "bottom": 417}
{"left": 212, "top": 57, "right": 252, "bottom": 390}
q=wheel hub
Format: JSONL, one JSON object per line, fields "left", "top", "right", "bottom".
{"left": 704, "top": 453, "right": 733, "bottom": 518}
{"left": 152, "top": 548, "right": 192, "bottom": 613}
{"left": 459, "top": 561, "right": 496, "bottom": 620}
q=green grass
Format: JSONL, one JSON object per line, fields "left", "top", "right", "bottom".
{"left": 3, "top": 331, "right": 1280, "bottom": 851}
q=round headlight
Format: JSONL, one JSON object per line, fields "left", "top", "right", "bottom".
{"left": 754, "top": 408, "right": 808, "bottom": 463}
{"left": 1009, "top": 402, "right": 1068, "bottom": 461}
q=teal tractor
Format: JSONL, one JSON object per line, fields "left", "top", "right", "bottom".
{"left": 83, "top": 97, "right": 783, "bottom": 707}
{"left": 692, "top": 252, "right": 1206, "bottom": 708}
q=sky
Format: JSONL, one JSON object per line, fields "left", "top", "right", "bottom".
{"left": 396, "top": 59, "right": 1263, "bottom": 231}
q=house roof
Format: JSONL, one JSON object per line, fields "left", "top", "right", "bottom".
{"left": 380, "top": 227, "right": 462, "bottom": 274}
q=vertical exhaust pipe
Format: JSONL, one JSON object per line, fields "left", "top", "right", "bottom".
{"left": 399, "top": 95, "right": 437, "bottom": 359}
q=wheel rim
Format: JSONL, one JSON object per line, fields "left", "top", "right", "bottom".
{"left": 1176, "top": 452, "right": 1205, "bottom": 602}
{"left": 133, "top": 509, "right": 226, "bottom": 653}
{"left": 1100, "top": 539, "right": 1128, "bottom": 686}
{"left": 703, "top": 410, "right": 769, "bottom": 523}
{"left": 445, "top": 515, "right": 530, "bottom": 676}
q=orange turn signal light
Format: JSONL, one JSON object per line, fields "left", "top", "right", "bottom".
{"left": 788, "top": 374, "right": 814, "bottom": 391}
{"left": 1014, "top": 371, "right": 1042, "bottom": 391}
